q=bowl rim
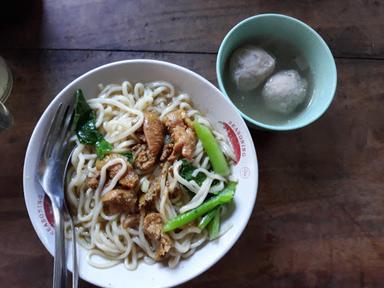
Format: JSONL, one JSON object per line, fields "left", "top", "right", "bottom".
{"left": 23, "top": 59, "right": 259, "bottom": 288}
{"left": 216, "top": 13, "right": 337, "bottom": 131}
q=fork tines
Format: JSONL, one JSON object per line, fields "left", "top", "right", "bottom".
{"left": 41, "top": 102, "right": 75, "bottom": 162}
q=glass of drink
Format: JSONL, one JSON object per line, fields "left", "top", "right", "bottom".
{"left": 0, "top": 56, "right": 13, "bottom": 132}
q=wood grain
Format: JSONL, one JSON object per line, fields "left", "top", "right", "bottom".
{"left": 0, "top": 0, "right": 383, "bottom": 58}
{"left": 0, "top": 49, "right": 383, "bottom": 287}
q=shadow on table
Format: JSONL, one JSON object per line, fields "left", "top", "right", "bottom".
{"left": 0, "top": 0, "right": 43, "bottom": 49}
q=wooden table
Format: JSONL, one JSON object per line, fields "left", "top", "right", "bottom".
{"left": 1, "top": 1, "right": 383, "bottom": 287}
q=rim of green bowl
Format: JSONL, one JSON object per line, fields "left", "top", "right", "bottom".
{"left": 216, "top": 13, "right": 337, "bottom": 131}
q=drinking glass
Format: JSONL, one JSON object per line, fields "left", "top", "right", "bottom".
{"left": 0, "top": 56, "right": 13, "bottom": 132}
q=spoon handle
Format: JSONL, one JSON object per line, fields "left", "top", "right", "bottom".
{"left": 51, "top": 198, "right": 67, "bottom": 288}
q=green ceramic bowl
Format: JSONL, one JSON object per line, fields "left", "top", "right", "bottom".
{"left": 216, "top": 14, "right": 337, "bottom": 131}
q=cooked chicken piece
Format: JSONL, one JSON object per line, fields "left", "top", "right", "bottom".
{"left": 143, "top": 212, "right": 173, "bottom": 260}
{"left": 119, "top": 172, "right": 139, "bottom": 189}
{"left": 144, "top": 213, "right": 163, "bottom": 240}
{"left": 87, "top": 176, "right": 99, "bottom": 189}
{"left": 101, "top": 189, "right": 137, "bottom": 215}
{"left": 163, "top": 109, "right": 197, "bottom": 161}
{"left": 163, "top": 109, "right": 186, "bottom": 129}
{"left": 170, "top": 126, "right": 196, "bottom": 161}
{"left": 160, "top": 143, "right": 173, "bottom": 161}
{"left": 156, "top": 234, "right": 172, "bottom": 260}
{"left": 139, "top": 179, "right": 160, "bottom": 209}
{"left": 135, "top": 113, "right": 165, "bottom": 171}
{"left": 95, "top": 153, "right": 139, "bottom": 189}
{"left": 135, "top": 148, "right": 155, "bottom": 171}
{"left": 109, "top": 161, "right": 139, "bottom": 189}
{"left": 122, "top": 214, "right": 140, "bottom": 229}
{"left": 144, "top": 112, "right": 164, "bottom": 157}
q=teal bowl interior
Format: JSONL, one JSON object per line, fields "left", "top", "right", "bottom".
{"left": 216, "top": 14, "right": 337, "bottom": 131}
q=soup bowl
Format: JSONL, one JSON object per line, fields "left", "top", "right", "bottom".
{"left": 217, "top": 14, "right": 337, "bottom": 131}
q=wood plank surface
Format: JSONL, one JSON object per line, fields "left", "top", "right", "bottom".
{"left": 0, "top": 0, "right": 383, "bottom": 58}
{"left": 0, "top": 49, "right": 383, "bottom": 287}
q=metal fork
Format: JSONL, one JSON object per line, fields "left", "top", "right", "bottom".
{"left": 38, "top": 102, "right": 76, "bottom": 288}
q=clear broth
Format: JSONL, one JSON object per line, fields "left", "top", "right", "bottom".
{"left": 224, "top": 37, "right": 313, "bottom": 125}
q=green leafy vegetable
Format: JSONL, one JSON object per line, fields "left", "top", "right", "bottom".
{"left": 76, "top": 115, "right": 99, "bottom": 144}
{"left": 74, "top": 89, "right": 93, "bottom": 131}
{"left": 198, "top": 207, "right": 219, "bottom": 230}
{"left": 179, "top": 159, "right": 207, "bottom": 186}
{"left": 208, "top": 207, "right": 221, "bottom": 240}
{"left": 119, "top": 151, "right": 134, "bottom": 163}
{"left": 193, "top": 121, "right": 230, "bottom": 176}
{"left": 163, "top": 181, "right": 237, "bottom": 232}
{"left": 95, "top": 138, "right": 113, "bottom": 159}
{"left": 74, "top": 89, "right": 112, "bottom": 159}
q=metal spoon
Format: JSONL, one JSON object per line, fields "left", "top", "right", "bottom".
{"left": 0, "top": 101, "right": 13, "bottom": 131}
{"left": 64, "top": 150, "right": 78, "bottom": 288}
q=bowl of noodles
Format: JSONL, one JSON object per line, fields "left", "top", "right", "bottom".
{"left": 23, "top": 59, "right": 258, "bottom": 288}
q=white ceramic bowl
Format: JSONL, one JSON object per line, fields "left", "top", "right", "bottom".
{"left": 23, "top": 60, "right": 258, "bottom": 288}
